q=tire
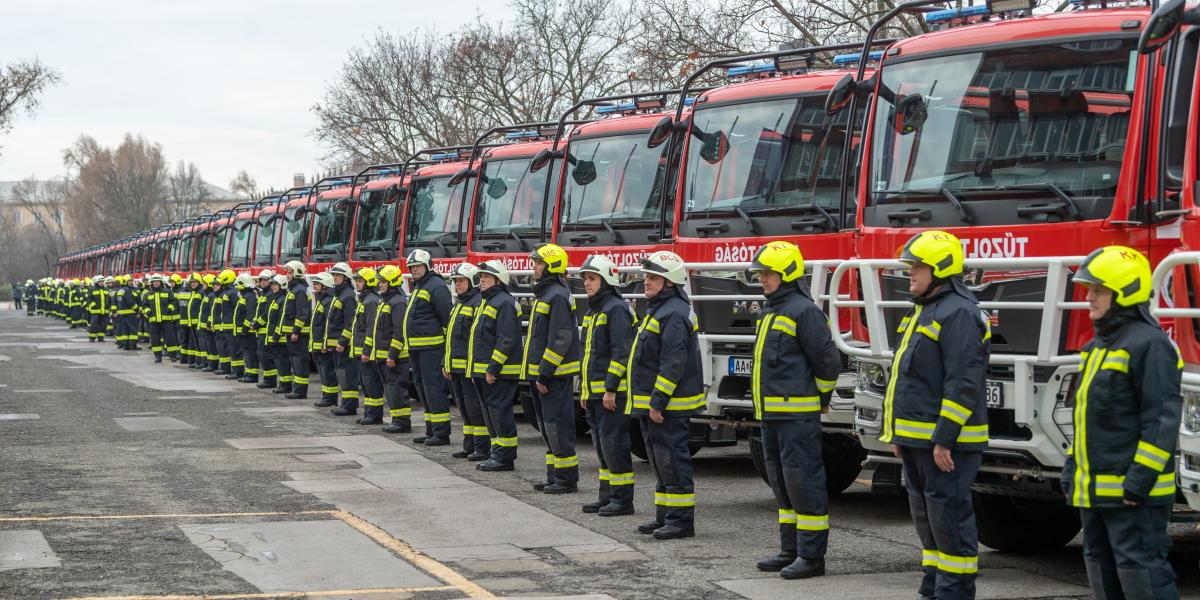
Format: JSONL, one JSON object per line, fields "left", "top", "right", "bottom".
{"left": 748, "top": 430, "right": 865, "bottom": 496}
{"left": 628, "top": 418, "right": 702, "bottom": 461}
{"left": 973, "top": 492, "right": 1082, "bottom": 552}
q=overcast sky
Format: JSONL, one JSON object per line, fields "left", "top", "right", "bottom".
{"left": 0, "top": 0, "right": 512, "bottom": 191}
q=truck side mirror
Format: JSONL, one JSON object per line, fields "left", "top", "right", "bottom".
{"left": 699, "top": 130, "right": 728, "bottom": 165}
{"left": 529, "top": 148, "right": 554, "bottom": 173}
{"left": 1139, "top": 0, "right": 1186, "bottom": 53}
{"left": 825, "top": 74, "right": 856, "bottom": 116}
{"left": 448, "top": 167, "right": 473, "bottom": 187}
{"left": 647, "top": 116, "right": 674, "bottom": 148}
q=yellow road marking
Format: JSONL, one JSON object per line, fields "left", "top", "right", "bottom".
{"left": 64, "top": 586, "right": 456, "bottom": 600}
{"left": 0, "top": 510, "right": 337, "bottom": 523}
{"left": 9, "top": 509, "right": 496, "bottom": 599}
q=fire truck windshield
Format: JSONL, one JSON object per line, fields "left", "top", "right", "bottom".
{"left": 253, "top": 218, "right": 275, "bottom": 265}
{"left": 560, "top": 133, "right": 668, "bottom": 225}
{"left": 208, "top": 227, "right": 229, "bottom": 268}
{"left": 406, "top": 176, "right": 465, "bottom": 244}
{"left": 311, "top": 199, "right": 350, "bottom": 257}
{"left": 683, "top": 96, "right": 849, "bottom": 218}
{"left": 355, "top": 191, "right": 394, "bottom": 251}
{"left": 475, "top": 157, "right": 548, "bottom": 236}
{"left": 228, "top": 221, "right": 253, "bottom": 267}
{"left": 867, "top": 39, "right": 1136, "bottom": 226}
{"left": 278, "top": 207, "right": 306, "bottom": 259}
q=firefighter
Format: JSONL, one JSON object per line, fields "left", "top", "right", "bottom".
{"left": 308, "top": 272, "right": 340, "bottom": 408}
{"left": 1064, "top": 246, "right": 1181, "bottom": 600}
{"left": 255, "top": 270, "right": 278, "bottom": 388}
{"left": 182, "top": 274, "right": 203, "bottom": 366}
{"left": 237, "top": 274, "right": 262, "bottom": 384}
{"left": 577, "top": 254, "right": 636, "bottom": 516}
{"left": 114, "top": 276, "right": 139, "bottom": 350}
{"left": 87, "top": 275, "right": 109, "bottom": 342}
{"left": 265, "top": 274, "right": 291, "bottom": 392}
{"left": 378, "top": 265, "right": 412, "bottom": 434}
{"left": 144, "top": 275, "right": 179, "bottom": 363}
{"left": 227, "top": 273, "right": 251, "bottom": 379}
{"left": 167, "top": 274, "right": 185, "bottom": 361}
{"left": 444, "top": 263, "right": 486, "bottom": 455}
{"left": 403, "top": 250, "right": 453, "bottom": 445}
{"left": 137, "top": 277, "right": 150, "bottom": 346}
{"left": 524, "top": 243, "right": 582, "bottom": 493}
{"left": 104, "top": 277, "right": 115, "bottom": 339}
{"left": 25, "top": 279, "right": 36, "bottom": 315}
{"left": 328, "top": 262, "right": 361, "bottom": 416}
{"left": 471, "top": 260, "right": 523, "bottom": 471}
{"left": 213, "top": 269, "right": 238, "bottom": 375}
{"left": 882, "top": 230, "right": 990, "bottom": 600}
{"left": 745, "top": 241, "right": 841, "bottom": 578}
{"left": 352, "top": 267, "right": 386, "bottom": 424}
{"left": 282, "top": 261, "right": 312, "bottom": 399}
{"left": 626, "top": 250, "right": 703, "bottom": 540}
{"left": 199, "top": 274, "right": 218, "bottom": 371}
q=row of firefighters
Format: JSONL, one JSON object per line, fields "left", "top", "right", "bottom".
{"left": 29, "top": 233, "right": 1182, "bottom": 600}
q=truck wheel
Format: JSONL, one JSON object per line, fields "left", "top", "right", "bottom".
{"left": 628, "top": 419, "right": 701, "bottom": 460}
{"left": 822, "top": 433, "right": 866, "bottom": 496}
{"left": 973, "top": 492, "right": 1081, "bottom": 552}
{"left": 749, "top": 431, "right": 865, "bottom": 496}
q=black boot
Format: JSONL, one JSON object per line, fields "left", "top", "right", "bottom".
{"left": 757, "top": 523, "right": 799, "bottom": 572}
{"left": 272, "top": 384, "right": 292, "bottom": 394}
{"left": 330, "top": 406, "right": 357, "bottom": 416}
{"left": 452, "top": 450, "right": 470, "bottom": 458}
{"left": 313, "top": 397, "right": 337, "bottom": 408}
{"left": 466, "top": 451, "right": 489, "bottom": 461}
{"left": 423, "top": 437, "right": 449, "bottom": 447}
{"left": 780, "top": 557, "right": 825, "bottom": 580}
{"left": 256, "top": 379, "right": 276, "bottom": 389}
{"left": 598, "top": 503, "right": 635, "bottom": 517}
{"left": 583, "top": 500, "right": 606, "bottom": 514}
{"left": 477, "top": 460, "right": 514, "bottom": 472}
{"left": 356, "top": 416, "right": 383, "bottom": 425}
{"left": 543, "top": 483, "right": 577, "bottom": 494}
{"left": 638, "top": 507, "right": 667, "bottom": 534}
{"left": 382, "top": 420, "right": 411, "bottom": 433}
{"left": 652, "top": 524, "right": 695, "bottom": 540}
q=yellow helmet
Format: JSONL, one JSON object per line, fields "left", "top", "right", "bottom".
{"left": 170, "top": 273, "right": 183, "bottom": 284}
{"left": 899, "top": 230, "right": 964, "bottom": 279}
{"left": 189, "top": 272, "right": 203, "bottom": 283}
{"left": 203, "top": 273, "right": 216, "bottom": 286}
{"left": 749, "top": 241, "right": 805, "bottom": 283}
{"left": 530, "top": 243, "right": 569, "bottom": 274}
{"left": 378, "top": 264, "right": 404, "bottom": 287}
{"left": 217, "top": 269, "right": 236, "bottom": 285}
{"left": 355, "top": 267, "right": 379, "bottom": 287}
{"left": 1073, "top": 246, "right": 1152, "bottom": 307}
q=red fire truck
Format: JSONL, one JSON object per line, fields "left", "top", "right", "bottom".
{"left": 396, "top": 147, "right": 479, "bottom": 275}
{"left": 344, "top": 164, "right": 408, "bottom": 273}
{"left": 827, "top": 0, "right": 1187, "bottom": 550}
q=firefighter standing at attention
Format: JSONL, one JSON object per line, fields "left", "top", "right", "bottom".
{"left": 114, "top": 275, "right": 139, "bottom": 350}
{"left": 254, "top": 270, "right": 278, "bottom": 388}
{"left": 328, "top": 262, "right": 362, "bottom": 416}
{"left": 1064, "top": 246, "right": 1181, "bottom": 600}
{"left": 183, "top": 274, "right": 203, "bottom": 367}
{"left": 747, "top": 241, "right": 841, "bottom": 579}
{"left": 578, "top": 254, "right": 636, "bottom": 517}
{"left": 524, "top": 243, "right": 582, "bottom": 494}
{"left": 282, "top": 261, "right": 312, "bottom": 399}
{"left": 265, "top": 274, "right": 291, "bottom": 391}
{"left": 883, "top": 230, "right": 990, "bottom": 600}
{"left": 626, "top": 250, "right": 704, "bottom": 540}
{"left": 213, "top": 269, "right": 238, "bottom": 376}
{"left": 308, "top": 272, "right": 340, "bottom": 408}
{"left": 352, "top": 267, "right": 386, "bottom": 424}
{"left": 378, "top": 265, "right": 413, "bottom": 434}
{"left": 471, "top": 260, "right": 523, "bottom": 471}
{"left": 404, "top": 249, "right": 454, "bottom": 446}
{"left": 444, "top": 263, "right": 487, "bottom": 457}
{"left": 87, "top": 275, "right": 109, "bottom": 343}
{"left": 143, "top": 274, "right": 179, "bottom": 363}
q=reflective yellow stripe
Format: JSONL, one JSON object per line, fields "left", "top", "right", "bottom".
{"left": 1100, "top": 348, "right": 1130, "bottom": 373}
{"left": 608, "top": 472, "right": 634, "bottom": 486}
{"left": 777, "top": 509, "right": 797, "bottom": 524}
{"left": 881, "top": 306, "right": 922, "bottom": 443}
{"left": 957, "top": 424, "right": 988, "bottom": 444}
{"left": 543, "top": 348, "right": 564, "bottom": 365}
{"left": 1095, "top": 474, "right": 1125, "bottom": 497}
{"left": 917, "top": 320, "right": 941, "bottom": 341}
{"left": 893, "top": 418, "right": 935, "bottom": 440}
{"left": 921, "top": 549, "right": 939, "bottom": 568}
{"left": 939, "top": 398, "right": 972, "bottom": 426}
{"left": 408, "top": 335, "right": 445, "bottom": 347}
{"left": 815, "top": 376, "right": 836, "bottom": 394}
{"left": 794, "top": 514, "right": 829, "bottom": 531}
{"left": 654, "top": 492, "right": 695, "bottom": 507}
{"left": 771, "top": 315, "right": 796, "bottom": 337}
{"left": 598, "top": 468, "right": 611, "bottom": 481}
{"left": 533, "top": 301, "right": 550, "bottom": 315}
{"left": 494, "top": 436, "right": 518, "bottom": 447}
{"left": 482, "top": 306, "right": 497, "bottom": 318}
{"left": 631, "top": 393, "right": 704, "bottom": 412}
{"left": 1135, "top": 440, "right": 1171, "bottom": 472}
{"left": 554, "top": 455, "right": 579, "bottom": 468}
{"left": 762, "top": 396, "right": 821, "bottom": 412}
{"left": 554, "top": 361, "right": 579, "bottom": 375}
{"left": 607, "top": 360, "right": 626, "bottom": 377}
{"left": 390, "top": 407, "right": 412, "bottom": 417}
{"left": 936, "top": 552, "right": 977, "bottom": 575}
{"left": 499, "top": 365, "right": 523, "bottom": 376}
{"left": 424, "top": 412, "right": 451, "bottom": 423}
{"left": 491, "top": 350, "right": 508, "bottom": 363}
{"left": 1073, "top": 348, "right": 1106, "bottom": 508}
{"left": 654, "top": 375, "right": 677, "bottom": 395}
{"left": 1151, "top": 472, "right": 1177, "bottom": 497}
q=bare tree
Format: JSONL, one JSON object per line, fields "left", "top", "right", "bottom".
{"left": 0, "top": 58, "right": 61, "bottom": 156}
{"left": 8, "top": 178, "right": 69, "bottom": 276}
{"left": 62, "top": 134, "right": 169, "bottom": 246}
{"left": 163, "top": 161, "right": 212, "bottom": 222}
{"left": 228, "top": 169, "right": 258, "bottom": 199}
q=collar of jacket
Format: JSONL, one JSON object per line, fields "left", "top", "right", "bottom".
{"left": 1094, "top": 302, "right": 1156, "bottom": 340}
{"left": 335, "top": 280, "right": 349, "bottom": 293}
{"left": 765, "top": 280, "right": 812, "bottom": 307}
{"left": 587, "top": 286, "right": 617, "bottom": 310}
{"left": 649, "top": 285, "right": 681, "bottom": 310}
{"left": 912, "top": 276, "right": 976, "bottom": 306}
{"left": 290, "top": 279, "right": 308, "bottom": 291}
{"left": 415, "top": 270, "right": 444, "bottom": 287}
{"left": 481, "top": 285, "right": 508, "bottom": 300}
{"left": 533, "top": 274, "right": 566, "bottom": 297}
{"left": 381, "top": 286, "right": 404, "bottom": 300}
{"left": 457, "top": 286, "right": 479, "bottom": 304}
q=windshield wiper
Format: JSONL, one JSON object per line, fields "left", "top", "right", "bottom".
{"left": 360, "top": 244, "right": 393, "bottom": 259}
{"left": 940, "top": 188, "right": 974, "bottom": 224}
{"left": 1006, "top": 183, "right": 1083, "bottom": 221}
{"left": 601, "top": 218, "right": 624, "bottom": 245}
{"left": 733, "top": 206, "right": 760, "bottom": 235}
{"left": 509, "top": 230, "right": 529, "bottom": 251}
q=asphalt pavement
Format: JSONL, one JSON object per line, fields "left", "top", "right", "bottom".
{"left": 0, "top": 308, "right": 1197, "bottom": 599}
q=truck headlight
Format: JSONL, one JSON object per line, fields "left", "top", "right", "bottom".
{"left": 1183, "top": 389, "right": 1200, "bottom": 433}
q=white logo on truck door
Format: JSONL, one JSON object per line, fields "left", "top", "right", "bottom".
{"left": 714, "top": 243, "right": 760, "bottom": 263}
{"left": 959, "top": 234, "right": 1028, "bottom": 259}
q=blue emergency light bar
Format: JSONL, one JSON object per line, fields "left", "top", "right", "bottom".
{"left": 683, "top": 97, "right": 696, "bottom": 107}
{"left": 429, "top": 152, "right": 460, "bottom": 160}
{"left": 503, "top": 130, "right": 540, "bottom": 140}
{"left": 374, "top": 169, "right": 402, "bottom": 176}
{"left": 727, "top": 63, "right": 776, "bottom": 77}
{"left": 832, "top": 50, "right": 884, "bottom": 65}
{"left": 283, "top": 188, "right": 311, "bottom": 197}
{"left": 925, "top": 4, "right": 990, "bottom": 24}
{"left": 595, "top": 101, "right": 636, "bottom": 115}
{"left": 325, "top": 178, "right": 353, "bottom": 186}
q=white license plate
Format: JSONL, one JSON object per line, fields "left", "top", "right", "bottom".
{"left": 728, "top": 356, "right": 753, "bottom": 376}
{"left": 985, "top": 380, "right": 1004, "bottom": 408}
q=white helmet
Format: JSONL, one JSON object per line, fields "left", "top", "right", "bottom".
{"left": 312, "top": 272, "right": 335, "bottom": 288}
{"left": 271, "top": 274, "right": 288, "bottom": 287}
{"left": 236, "top": 274, "right": 255, "bottom": 288}
{"left": 256, "top": 268, "right": 276, "bottom": 281}
{"left": 406, "top": 249, "right": 433, "bottom": 270}
{"left": 579, "top": 254, "right": 620, "bottom": 287}
{"left": 92, "top": 275, "right": 104, "bottom": 283}
{"left": 477, "top": 260, "right": 510, "bottom": 286}
{"left": 285, "top": 260, "right": 306, "bottom": 277}
{"left": 328, "top": 262, "right": 352, "bottom": 278}
{"left": 449, "top": 263, "right": 479, "bottom": 284}
{"left": 639, "top": 250, "right": 687, "bottom": 285}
